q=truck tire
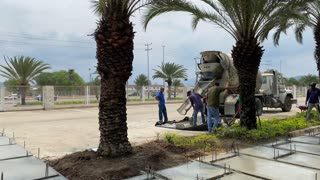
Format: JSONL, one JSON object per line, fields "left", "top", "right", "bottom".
{"left": 281, "top": 96, "right": 292, "bottom": 112}
{"left": 255, "top": 98, "right": 263, "bottom": 116}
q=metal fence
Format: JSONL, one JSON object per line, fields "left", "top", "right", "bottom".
{"left": 0, "top": 85, "right": 190, "bottom": 111}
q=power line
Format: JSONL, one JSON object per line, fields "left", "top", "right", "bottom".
{"left": 0, "top": 31, "right": 148, "bottom": 45}
{"left": 0, "top": 31, "right": 94, "bottom": 43}
{"left": 0, "top": 40, "right": 93, "bottom": 48}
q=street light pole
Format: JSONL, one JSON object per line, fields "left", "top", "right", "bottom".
{"left": 145, "top": 43, "right": 152, "bottom": 98}
{"left": 162, "top": 45, "right": 165, "bottom": 87}
{"left": 89, "top": 68, "right": 92, "bottom": 85}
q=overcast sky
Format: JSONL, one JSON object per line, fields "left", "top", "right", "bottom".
{"left": 0, "top": 0, "right": 317, "bottom": 86}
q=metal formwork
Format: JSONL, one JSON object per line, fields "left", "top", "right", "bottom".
{"left": 128, "top": 132, "right": 320, "bottom": 180}
{"left": 0, "top": 134, "right": 67, "bottom": 180}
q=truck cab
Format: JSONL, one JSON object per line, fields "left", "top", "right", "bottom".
{"left": 260, "top": 71, "right": 296, "bottom": 112}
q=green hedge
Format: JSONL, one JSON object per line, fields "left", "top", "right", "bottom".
{"left": 216, "top": 111, "right": 320, "bottom": 142}
{"left": 164, "top": 133, "right": 220, "bottom": 149}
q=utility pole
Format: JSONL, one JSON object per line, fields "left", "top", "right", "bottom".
{"left": 194, "top": 58, "right": 199, "bottom": 84}
{"left": 162, "top": 45, "right": 165, "bottom": 87}
{"left": 89, "top": 68, "right": 92, "bottom": 85}
{"left": 145, "top": 43, "right": 152, "bottom": 98}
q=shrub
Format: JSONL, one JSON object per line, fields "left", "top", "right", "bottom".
{"left": 164, "top": 132, "right": 219, "bottom": 149}
{"left": 216, "top": 112, "right": 320, "bottom": 142}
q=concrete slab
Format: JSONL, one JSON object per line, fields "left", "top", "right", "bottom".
{"left": 45, "top": 175, "right": 69, "bottom": 180}
{"left": 202, "top": 152, "right": 238, "bottom": 163}
{"left": 219, "top": 173, "right": 260, "bottom": 180}
{"left": 276, "top": 142, "right": 320, "bottom": 155}
{"left": 240, "top": 146, "right": 291, "bottom": 159}
{"left": 0, "top": 136, "right": 9, "bottom": 145}
{"left": 126, "top": 174, "right": 162, "bottom": 180}
{"left": 279, "top": 152, "right": 320, "bottom": 169}
{"left": 291, "top": 136, "right": 320, "bottom": 145}
{"left": 0, "top": 144, "right": 28, "bottom": 160}
{"left": 213, "top": 155, "right": 320, "bottom": 180}
{"left": 0, "top": 156, "right": 60, "bottom": 180}
{"left": 157, "top": 161, "right": 225, "bottom": 179}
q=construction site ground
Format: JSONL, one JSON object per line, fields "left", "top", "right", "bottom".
{"left": 0, "top": 97, "right": 308, "bottom": 179}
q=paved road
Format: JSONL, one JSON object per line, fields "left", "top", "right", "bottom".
{"left": 0, "top": 98, "right": 305, "bottom": 159}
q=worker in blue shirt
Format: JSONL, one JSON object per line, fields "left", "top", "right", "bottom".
{"left": 155, "top": 87, "right": 168, "bottom": 125}
{"left": 305, "top": 82, "right": 320, "bottom": 120}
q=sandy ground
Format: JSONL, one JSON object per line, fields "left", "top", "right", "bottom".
{"left": 0, "top": 98, "right": 305, "bottom": 159}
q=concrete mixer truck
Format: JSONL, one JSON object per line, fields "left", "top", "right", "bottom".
{"left": 177, "top": 50, "right": 297, "bottom": 118}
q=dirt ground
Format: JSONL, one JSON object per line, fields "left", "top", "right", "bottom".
{"left": 50, "top": 138, "right": 249, "bottom": 180}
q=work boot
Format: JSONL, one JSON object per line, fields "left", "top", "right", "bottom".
{"left": 155, "top": 121, "right": 162, "bottom": 126}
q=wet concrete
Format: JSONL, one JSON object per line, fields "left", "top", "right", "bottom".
{"left": 0, "top": 136, "right": 9, "bottom": 145}
{"left": 218, "top": 173, "right": 260, "bottom": 180}
{"left": 0, "top": 156, "right": 64, "bottom": 180}
{"left": 279, "top": 152, "right": 320, "bottom": 169}
{"left": 290, "top": 136, "right": 320, "bottom": 145}
{"left": 213, "top": 155, "right": 320, "bottom": 180}
{"left": 0, "top": 144, "right": 28, "bottom": 160}
{"left": 240, "top": 146, "right": 291, "bottom": 159}
{"left": 0, "top": 135, "right": 67, "bottom": 180}
{"left": 129, "top": 133, "right": 320, "bottom": 180}
{"left": 276, "top": 142, "right": 320, "bottom": 155}
{"left": 157, "top": 161, "right": 225, "bottom": 179}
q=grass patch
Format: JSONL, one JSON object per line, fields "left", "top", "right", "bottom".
{"left": 216, "top": 111, "right": 320, "bottom": 142}
{"left": 164, "top": 133, "right": 220, "bottom": 150}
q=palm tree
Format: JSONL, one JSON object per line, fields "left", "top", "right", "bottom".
{"left": 134, "top": 74, "right": 149, "bottom": 96}
{"left": 153, "top": 62, "right": 187, "bottom": 99}
{"left": 144, "top": 0, "right": 306, "bottom": 129}
{"left": 274, "top": 1, "right": 320, "bottom": 81}
{"left": 0, "top": 56, "right": 50, "bottom": 105}
{"left": 172, "top": 79, "right": 183, "bottom": 98}
{"left": 91, "top": 0, "right": 150, "bottom": 156}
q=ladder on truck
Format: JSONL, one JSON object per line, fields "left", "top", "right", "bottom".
{"left": 177, "top": 78, "right": 216, "bottom": 115}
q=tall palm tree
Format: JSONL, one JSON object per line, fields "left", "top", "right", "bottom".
{"left": 274, "top": 1, "right": 320, "bottom": 81}
{"left": 91, "top": 0, "right": 150, "bottom": 156}
{"left": 153, "top": 62, "right": 187, "bottom": 99}
{"left": 144, "top": 0, "right": 306, "bottom": 129}
{"left": 0, "top": 56, "right": 50, "bottom": 105}
{"left": 134, "top": 74, "right": 149, "bottom": 96}
{"left": 172, "top": 79, "right": 183, "bottom": 98}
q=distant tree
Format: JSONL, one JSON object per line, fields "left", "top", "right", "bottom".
{"left": 172, "top": 79, "right": 183, "bottom": 98}
{"left": 3, "top": 79, "right": 19, "bottom": 94}
{"left": 134, "top": 74, "right": 149, "bottom": 95}
{"left": 300, "top": 74, "right": 319, "bottom": 86}
{"left": 0, "top": 56, "right": 50, "bottom": 105}
{"left": 153, "top": 62, "right": 187, "bottom": 99}
{"left": 35, "top": 70, "right": 85, "bottom": 86}
{"left": 34, "top": 72, "right": 55, "bottom": 86}
{"left": 287, "top": 77, "right": 301, "bottom": 86}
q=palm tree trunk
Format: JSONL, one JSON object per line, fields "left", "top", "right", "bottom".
{"left": 20, "top": 86, "right": 27, "bottom": 105}
{"left": 167, "top": 81, "right": 172, "bottom": 99}
{"left": 98, "top": 76, "right": 132, "bottom": 156}
{"left": 232, "top": 38, "right": 264, "bottom": 130}
{"left": 314, "top": 23, "right": 320, "bottom": 82}
{"left": 95, "top": 17, "right": 133, "bottom": 156}
{"left": 174, "top": 86, "right": 177, "bottom": 98}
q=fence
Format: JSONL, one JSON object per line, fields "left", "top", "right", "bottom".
{"left": 0, "top": 85, "right": 307, "bottom": 112}
{"left": 0, "top": 85, "right": 191, "bottom": 111}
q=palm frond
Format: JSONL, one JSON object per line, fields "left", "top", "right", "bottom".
{"left": 0, "top": 56, "right": 50, "bottom": 86}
